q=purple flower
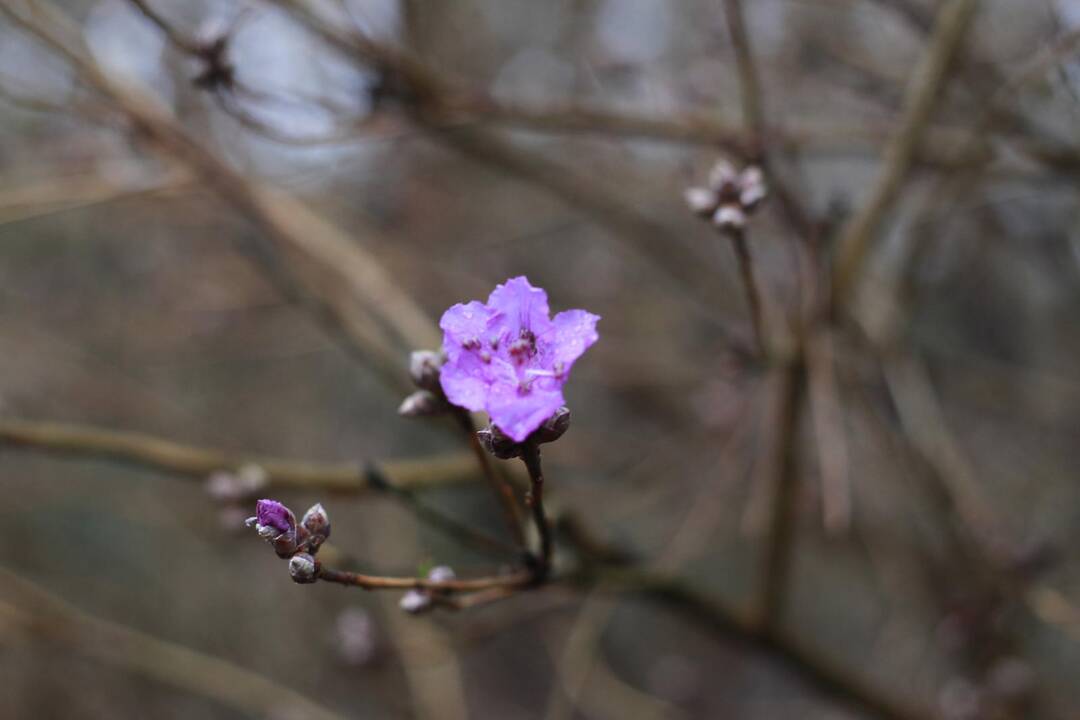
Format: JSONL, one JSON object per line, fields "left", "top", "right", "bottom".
{"left": 439, "top": 276, "right": 599, "bottom": 442}
{"left": 255, "top": 499, "right": 295, "bottom": 536}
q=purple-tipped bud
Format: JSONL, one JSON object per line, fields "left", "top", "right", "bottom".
{"left": 409, "top": 350, "right": 444, "bottom": 392}
{"left": 289, "top": 553, "right": 318, "bottom": 584}
{"left": 256, "top": 499, "right": 295, "bottom": 536}
{"left": 398, "top": 390, "right": 447, "bottom": 418}
{"left": 399, "top": 589, "right": 432, "bottom": 615}
{"left": 427, "top": 565, "right": 456, "bottom": 583}
{"left": 301, "top": 503, "right": 331, "bottom": 550}
{"left": 477, "top": 425, "right": 523, "bottom": 460}
{"left": 534, "top": 406, "right": 571, "bottom": 444}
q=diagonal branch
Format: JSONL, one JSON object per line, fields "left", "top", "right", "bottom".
{"left": 0, "top": 417, "right": 475, "bottom": 493}
{"left": 832, "top": 0, "right": 980, "bottom": 306}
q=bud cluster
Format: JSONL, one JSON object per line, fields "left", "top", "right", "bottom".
{"left": 684, "top": 160, "right": 767, "bottom": 231}
{"left": 477, "top": 406, "right": 570, "bottom": 459}
{"left": 399, "top": 565, "right": 457, "bottom": 615}
{"left": 398, "top": 350, "right": 452, "bottom": 418}
{"left": 246, "top": 499, "right": 332, "bottom": 582}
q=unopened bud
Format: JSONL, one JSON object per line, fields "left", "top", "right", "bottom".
{"left": 708, "top": 160, "right": 739, "bottom": 192}
{"left": 534, "top": 406, "right": 571, "bottom": 444}
{"left": 289, "top": 553, "right": 318, "bottom": 584}
{"left": 477, "top": 425, "right": 522, "bottom": 459}
{"left": 684, "top": 187, "right": 716, "bottom": 217}
{"left": 301, "top": 503, "right": 331, "bottom": 551}
{"left": 427, "top": 565, "right": 456, "bottom": 584}
{"left": 739, "top": 166, "right": 766, "bottom": 209}
{"left": 409, "top": 350, "right": 444, "bottom": 392}
{"left": 399, "top": 589, "right": 431, "bottom": 615}
{"left": 398, "top": 390, "right": 447, "bottom": 418}
{"left": 713, "top": 205, "right": 746, "bottom": 231}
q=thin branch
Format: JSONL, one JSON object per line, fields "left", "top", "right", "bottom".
{"left": 1, "top": 0, "right": 441, "bottom": 392}
{"left": 754, "top": 357, "right": 807, "bottom": 629}
{"left": 123, "top": 0, "right": 201, "bottom": 54}
{"left": 317, "top": 566, "right": 532, "bottom": 593}
{"left": 0, "top": 567, "right": 345, "bottom": 720}
{"left": 0, "top": 418, "right": 475, "bottom": 493}
{"left": 832, "top": 0, "right": 980, "bottom": 305}
{"left": 520, "top": 443, "right": 553, "bottom": 580}
{"left": 726, "top": 226, "right": 766, "bottom": 354}
{"left": 722, "top": 0, "right": 766, "bottom": 147}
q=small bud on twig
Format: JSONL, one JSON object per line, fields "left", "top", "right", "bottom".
{"left": 409, "top": 350, "right": 445, "bottom": 392}
{"left": 533, "top": 406, "right": 571, "bottom": 444}
{"left": 399, "top": 589, "right": 432, "bottom": 614}
{"left": 684, "top": 160, "right": 767, "bottom": 232}
{"left": 477, "top": 424, "right": 523, "bottom": 459}
{"left": 398, "top": 390, "right": 448, "bottom": 418}
{"left": 301, "top": 503, "right": 331, "bottom": 552}
{"left": 289, "top": 553, "right": 318, "bottom": 584}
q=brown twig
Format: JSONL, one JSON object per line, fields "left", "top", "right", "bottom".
{"left": 520, "top": 442, "right": 553, "bottom": 581}
{"left": 0, "top": 417, "right": 474, "bottom": 493}
{"left": 754, "top": 356, "right": 807, "bottom": 630}
{"left": 726, "top": 226, "right": 766, "bottom": 354}
{"left": 722, "top": 0, "right": 765, "bottom": 149}
{"left": 0, "top": 1, "right": 440, "bottom": 392}
{"left": 317, "top": 566, "right": 532, "bottom": 593}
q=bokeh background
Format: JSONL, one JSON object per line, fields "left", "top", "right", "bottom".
{"left": 1, "top": 0, "right": 1079, "bottom": 718}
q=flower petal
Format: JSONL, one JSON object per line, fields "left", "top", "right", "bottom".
{"left": 542, "top": 309, "right": 600, "bottom": 372}
{"left": 487, "top": 276, "right": 552, "bottom": 338}
{"left": 440, "top": 353, "right": 491, "bottom": 411}
{"left": 440, "top": 301, "right": 497, "bottom": 358}
{"left": 486, "top": 382, "right": 565, "bottom": 442}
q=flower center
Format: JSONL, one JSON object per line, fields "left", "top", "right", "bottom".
{"left": 508, "top": 329, "right": 537, "bottom": 364}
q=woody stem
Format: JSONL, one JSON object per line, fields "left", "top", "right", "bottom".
{"left": 519, "top": 441, "right": 552, "bottom": 581}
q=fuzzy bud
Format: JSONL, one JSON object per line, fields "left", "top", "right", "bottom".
{"left": 301, "top": 503, "right": 331, "bottom": 551}
{"left": 708, "top": 161, "right": 739, "bottom": 192}
{"left": 399, "top": 589, "right": 432, "bottom": 615}
{"left": 713, "top": 205, "right": 746, "bottom": 231}
{"left": 427, "top": 565, "right": 456, "bottom": 584}
{"left": 534, "top": 406, "right": 571, "bottom": 444}
{"left": 409, "top": 350, "right": 444, "bottom": 392}
{"left": 398, "top": 390, "right": 447, "bottom": 418}
{"left": 684, "top": 187, "right": 716, "bottom": 217}
{"left": 289, "top": 553, "right": 318, "bottom": 584}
